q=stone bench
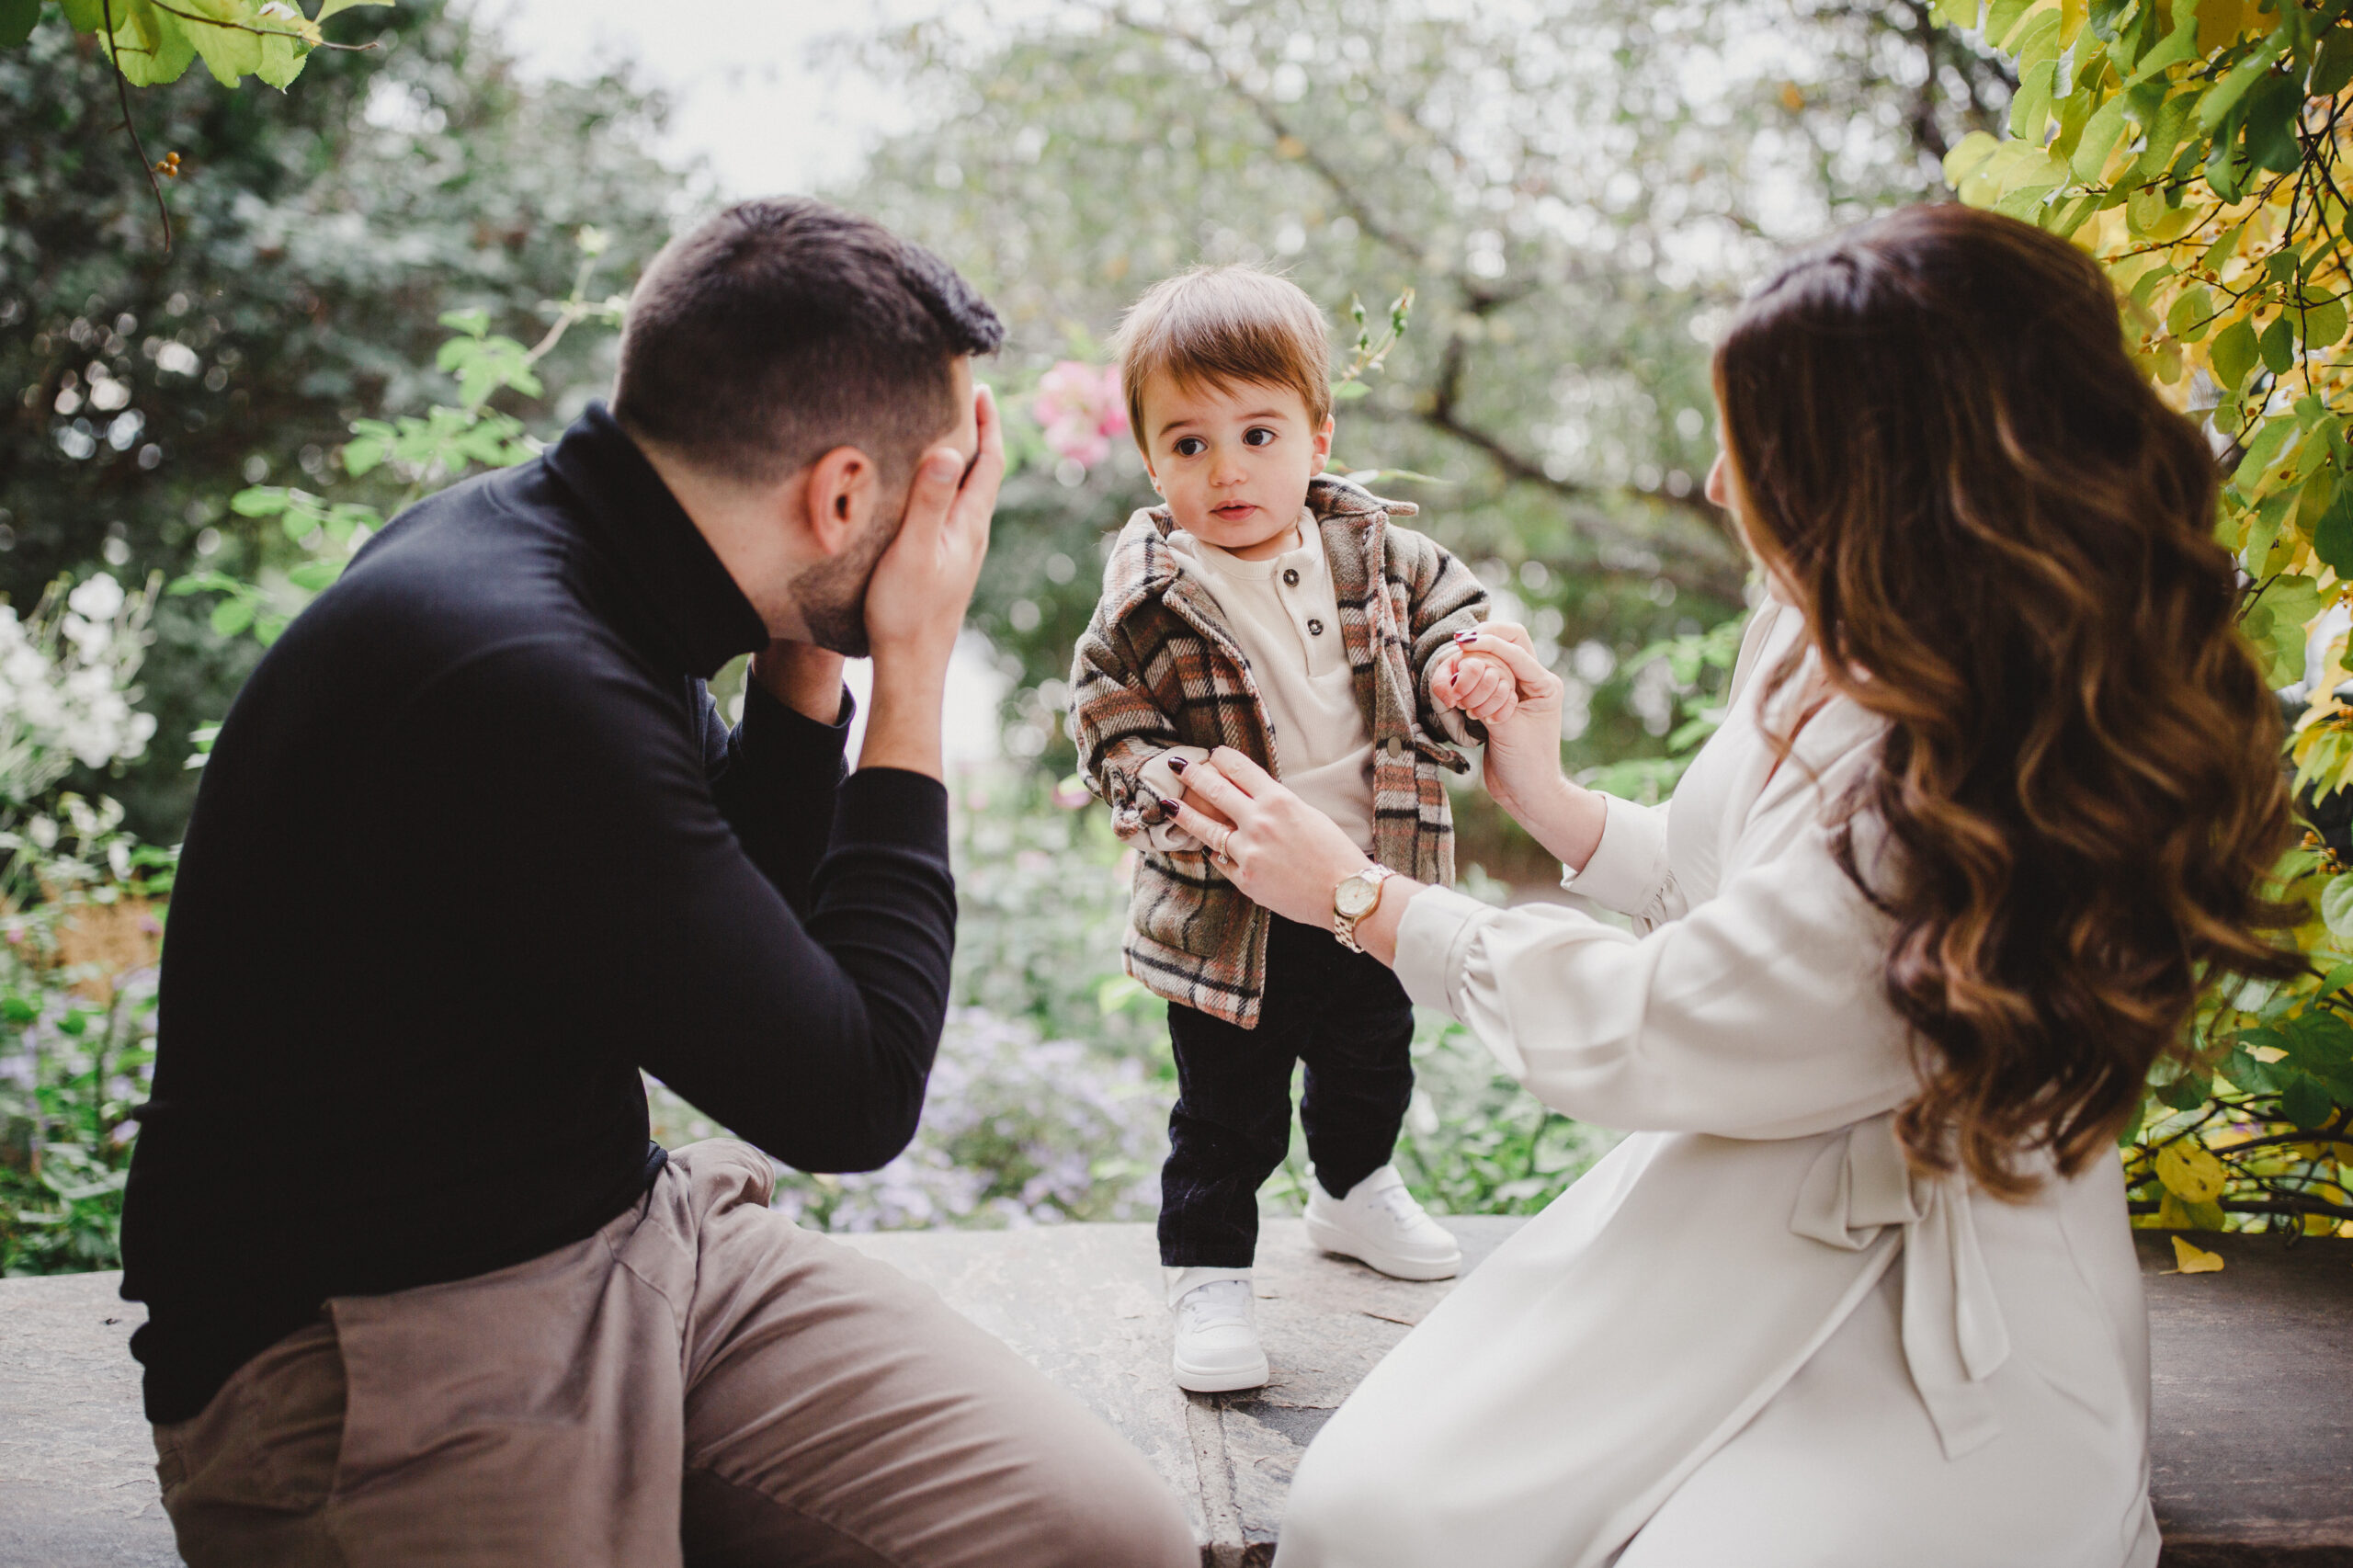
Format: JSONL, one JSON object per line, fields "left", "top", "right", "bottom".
{"left": 3, "top": 1222, "right": 2347, "bottom": 1567}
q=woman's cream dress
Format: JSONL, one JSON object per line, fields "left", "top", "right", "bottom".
{"left": 1276, "top": 598, "right": 2161, "bottom": 1568}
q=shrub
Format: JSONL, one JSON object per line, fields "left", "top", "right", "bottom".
{"left": 1946, "top": 0, "right": 2353, "bottom": 1236}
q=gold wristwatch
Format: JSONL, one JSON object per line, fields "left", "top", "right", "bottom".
{"left": 1332, "top": 864, "right": 1398, "bottom": 953}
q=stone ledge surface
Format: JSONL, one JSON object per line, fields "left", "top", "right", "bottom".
{"left": 2, "top": 1224, "right": 2346, "bottom": 1567}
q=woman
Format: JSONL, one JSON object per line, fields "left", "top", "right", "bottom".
{"left": 1162, "top": 203, "right": 2297, "bottom": 1566}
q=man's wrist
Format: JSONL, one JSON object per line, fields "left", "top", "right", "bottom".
{"left": 857, "top": 658, "right": 949, "bottom": 779}
{"left": 751, "top": 643, "right": 847, "bottom": 725}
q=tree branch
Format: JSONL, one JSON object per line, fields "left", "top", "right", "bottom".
{"left": 1112, "top": 7, "right": 1746, "bottom": 603}
{"left": 99, "top": 0, "right": 171, "bottom": 254}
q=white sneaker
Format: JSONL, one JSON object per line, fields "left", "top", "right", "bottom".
{"left": 1170, "top": 1277, "right": 1269, "bottom": 1393}
{"left": 1304, "top": 1165, "right": 1462, "bottom": 1281}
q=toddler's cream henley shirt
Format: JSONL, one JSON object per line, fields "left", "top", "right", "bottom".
{"left": 1165, "top": 511, "right": 1378, "bottom": 851}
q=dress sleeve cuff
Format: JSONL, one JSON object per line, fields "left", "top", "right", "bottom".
{"left": 1392, "top": 884, "right": 1494, "bottom": 1016}
{"left": 1558, "top": 791, "right": 1670, "bottom": 915}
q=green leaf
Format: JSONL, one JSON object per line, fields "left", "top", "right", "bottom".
{"left": 254, "top": 25, "right": 303, "bottom": 89}
{"left": 209, "top": 598, "right": 256, "bottom": 638}
{"left": 2212, "top": 318, "right": 2261, "bottom": 392}
{"left": 1331, "top": 380, "right": 1371, "bottom": 401}
{"left": 1985, "top": 0, "right": 2035, "bottom": 50}
{"left": 2167, "top": 286, "right": 2216, "bottom": 341}
{"left": 2315, "top": 27, "right": 2353, "bottom": 97}
{"left": 2260, "top": 312, "right": 2297, "bottom": 376}
{"left": 280, "top": 510, "right": 319, "bottom": 543}
{"left": 286, "top": 561, "right": 341, "bottom": 592}
{"left": 2241, "top": 73, "right": 2304, "bottom": 174}
{"left": 105, "top": 3, "right": 197, "bottom": 86}
{"left": 2010, "top": 59, "right": 2058, "bottom": 140}
{"left": 230, "top": 484, "right": 289, "bottom": 517}
{"left": 253, "top": 613, "right": 290, "bottom": 646}
{"left": 2321, "top": 872, "right": 2353, "bottom": 937}
{"left": 2281, "top": 1006, "right": 2353, "bottom": 1079}
{"left": 2206, "top": 133, "right": 2253, "bottom": 203}
{"left": 2200, "top": 39, "right": 2289, "bottom": 133}
{"left": 2071, "top": 96, "right": 2130, "bottom": 182}
{"left": 339, "top": 437, "right": 384, "bottom": 477}
{"left": 314, "top": 0, "right": 393, "bottom": 17}
{"left": 2281, "top": 1072, "right": 2336, "bottom": 1129}
{"left": 2223, "top": 1043, "right": 2281, "bottom": 1094}
{"left": 438, "top": 307, "right": 491, "bottom": 338}
{"left": 2157, "top": 1071, "right": 2213, "bottom": 1112}
{"left": 2123, "top": 5, "right": 2200, "bottom": 85}
{"left": 0, "top": 0, "right": 40, "bottom": 49}
{"left": 176, "top": 0, "right": 261, "bottom": 86}
{"left": 2131, "top": 90, "right": 2199, "bottom": 184}
{"left": 2313, "top": 483, "right": 2353, "bottom": 577}
{"left": 2303, "top": 298, "right": 2347, "bottom": 353}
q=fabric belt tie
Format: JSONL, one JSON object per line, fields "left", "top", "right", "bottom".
{"left": 1789, "top": 1110, "right": 2010, "bottom": 1460}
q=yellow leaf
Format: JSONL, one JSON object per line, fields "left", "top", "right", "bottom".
{"left": 2171, "top": 1236, "right": 2226, "bottom": 1273}
{"left": 2155, "top": 1138, "right": 2229, "bottom": 1203}
{"left": 2197, "top": 0, "right": 2246, "bottom": 54}
{"left": 2249, "top": 1043, "right": 2289, "bottom": 1062}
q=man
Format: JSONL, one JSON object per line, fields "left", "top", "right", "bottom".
{"left": 119, "top": 198, "right": 1198, "bottom": 1568}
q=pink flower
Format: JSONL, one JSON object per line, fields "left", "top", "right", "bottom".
{"left": 1032, "top": 361, "right": 1128, "bottom": 471}
{"left": 1051, "top": 775, "right": 1092, "bottom": 811}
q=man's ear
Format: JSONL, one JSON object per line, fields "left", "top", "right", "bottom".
{"left": 796, "top": 445, "right": 880, "bottom": 558}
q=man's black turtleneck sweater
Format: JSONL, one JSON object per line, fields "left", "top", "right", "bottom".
{"left": 119, "top": 405, "right": 955, "bottom": 1425}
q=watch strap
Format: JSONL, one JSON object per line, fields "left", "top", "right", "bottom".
{"left": 1333, "top": 864, "right": 1397, "bottom": 953}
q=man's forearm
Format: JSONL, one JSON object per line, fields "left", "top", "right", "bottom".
{"left": 857, "top": 660, "right": 948, "bottom": 778}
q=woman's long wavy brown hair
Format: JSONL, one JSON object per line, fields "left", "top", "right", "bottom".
{"left": 1714, "top": 203, "right": 2302, "bottom": 1198}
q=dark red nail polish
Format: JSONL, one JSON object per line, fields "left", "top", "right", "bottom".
{"left": 1167, "top": 756, "right": 1188, "bottom": 774}
{"left": 1454, "top": 630, "right": 1478, "bottom": 643}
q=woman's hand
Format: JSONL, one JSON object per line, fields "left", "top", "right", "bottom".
{"left": 1452, "top": 624, "right": 1611, "bottom": 872}
{"left": 1164, "top": 749, "right": 1379, "bottom": 930}
{"left": 1454, "top": 624, "right": 1564, "bottom": 815}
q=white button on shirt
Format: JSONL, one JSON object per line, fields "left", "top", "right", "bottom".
{"left": 1167, "top": 513, "right": 1378, "bottom": 851}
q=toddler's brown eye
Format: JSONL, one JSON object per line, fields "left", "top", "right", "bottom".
{"left": 1244, "top": 427, "right": 1276, "bottom": 447}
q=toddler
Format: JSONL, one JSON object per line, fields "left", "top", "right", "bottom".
{"left": 1069, "top": 265, "right": 1518, "bottom": 1392}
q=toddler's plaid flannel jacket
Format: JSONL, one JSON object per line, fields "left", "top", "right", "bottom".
{"left": 1068, "top": 474, "right": 1489, "bottom": 1028}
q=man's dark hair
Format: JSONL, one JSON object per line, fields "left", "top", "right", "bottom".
{"left": 613, "top": 197, "right": 1004, "bottom": 485}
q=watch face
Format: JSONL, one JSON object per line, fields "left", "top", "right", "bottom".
{"left": 1335, "top": 875, "right": 1379, "bottom": 918}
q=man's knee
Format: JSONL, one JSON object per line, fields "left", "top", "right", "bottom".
{"left": 1029, "top": 1438, "right": 1198, "bottom": 1568}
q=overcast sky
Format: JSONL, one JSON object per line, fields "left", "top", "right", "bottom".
{"left": 482, "top": 0, "right": 939, "bottom": 199}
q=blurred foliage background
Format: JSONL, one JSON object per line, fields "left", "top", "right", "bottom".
{"left": 40, "top": 0, "right": 2259, "bottom": 1266}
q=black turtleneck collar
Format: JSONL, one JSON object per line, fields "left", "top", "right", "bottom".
{"left": 541, "top": 401, "right": 770, "bottom": 679}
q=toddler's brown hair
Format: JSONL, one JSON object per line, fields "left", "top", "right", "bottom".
{"left": 1110, "top": 266, "right": 1332, "bottom": 454}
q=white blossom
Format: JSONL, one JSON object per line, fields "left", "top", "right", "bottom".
{"left": 0, "top": 574, "right": 160, "bottom": 805}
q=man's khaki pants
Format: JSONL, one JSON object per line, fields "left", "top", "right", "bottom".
{"left": 151, "top": 1142, "right": 1199, "bottom": 1568}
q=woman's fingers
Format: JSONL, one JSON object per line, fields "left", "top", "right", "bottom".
{"left": 1175, "top": 755, "right": 1256, "bottom": 821}
{"left": 1168, "top": 799, "right": 1236, "bottom": 854}
{"left": 1206, "top": 746, "right": 1279, "bottom": 795}
{"left": 1456, "top": 630, "right": 1553, "bottom": 694}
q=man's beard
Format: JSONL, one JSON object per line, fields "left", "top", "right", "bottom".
{"left": 790, "top": 506, "right": 900, "bottom": 658}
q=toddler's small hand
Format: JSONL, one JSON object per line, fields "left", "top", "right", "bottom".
{"left": 1438, "top": 643, "right": 1518, "bottom": 726}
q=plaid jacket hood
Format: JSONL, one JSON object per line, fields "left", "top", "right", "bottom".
{"left": 1069, "top": 473, "right": 1489, "bottom": 1028}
